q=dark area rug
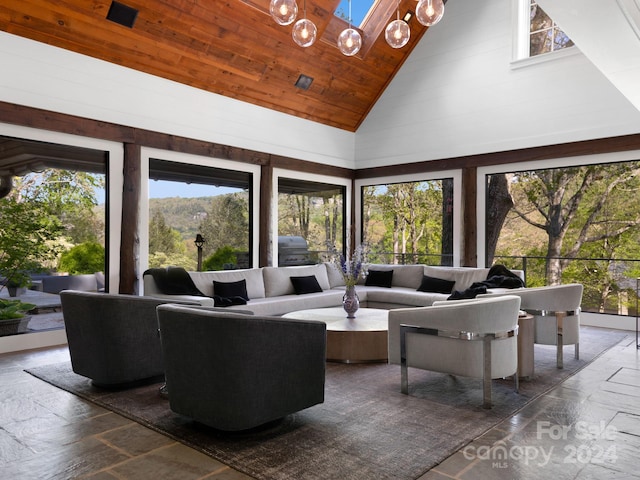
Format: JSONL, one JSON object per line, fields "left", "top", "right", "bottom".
{"left": 26, "top": 327, "right": 626, "bottom": 480}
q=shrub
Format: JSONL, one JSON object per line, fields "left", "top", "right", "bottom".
{"left": 58, "top": 242, "right": 105, "bottom": 274}
{"left": 202, "top": 246, "right": 240, "bottom": 271}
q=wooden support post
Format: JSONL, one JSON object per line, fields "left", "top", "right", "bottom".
{"left": 119, "top": 143, "right": 141, "bottom": 294}
{"left": 462, "top": 166, "right": 477, "bottom": 267}
{"left": 259, "top": 163, "right": 273, "bottom": 267}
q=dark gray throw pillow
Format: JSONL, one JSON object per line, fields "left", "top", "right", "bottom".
{"left": 290, "top": 275, "right": 323, "bottom": 295}
{"left": 213, "top": 279, "right": 249, "bottom": 301}
{"left": 365, "top": 269, "right": 393, "bottom": 288}
{"left": 417, "top": 275, "right": 455, "bottom": 294}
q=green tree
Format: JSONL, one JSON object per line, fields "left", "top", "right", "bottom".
{"left": 148, "top": 210, "right": 192, "bottom": 269}
{"left": 148, "top": 251, "right": 196, "bottom": 270}
{"left": 278, "top": 189, "right": 343, "bottom": 257}
{"left": 505, "top": 163, "right": 640, "bottom": 285}
{"left": 362, "top": 181, "right": 444, "bottom": 264}
{"left": 0, "top": 196, "right": 63, "bottom": 288}
{"left": 63, "top": 207, "right": 104, "bottom": 244}
{"left": 149, "top": 210, "right": 186, "bottom": 256}
{"left": 279, "top": 193, "right": 311, "bottom": 239}
{"left": 14, "top": 169, "right": 104, "bottom": 244}
{"left": 198, "top": 193, "right": 249, "bottom": 256}
{"left": 148, "top": 196, "right": 210, "bottom": 240}
{"left": 0, "top": 168, "right": 104, "bottom": 287}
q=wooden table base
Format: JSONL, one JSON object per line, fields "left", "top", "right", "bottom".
{"left": 327, "top": 329, "right": 388, "bottom": 363}
{"left": 283, "top": 307, "right": 389, "bottom": 363}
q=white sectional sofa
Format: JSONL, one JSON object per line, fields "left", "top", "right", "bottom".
{"left": 143, "top": 263, "right": 525, "bottom": 316}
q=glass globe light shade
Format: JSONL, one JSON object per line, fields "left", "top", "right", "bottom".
{"left": 337, "top": 28, "right": 362, "bottom": 56}
{"left": 269, "top": 0, "right": 298, "bottom": 26}
{"left": 416, "top": 0, "right": 445, "bottom": 27}
{"left": 385, "top": 19, "right": 410, "bottom": 49}
{"left": 292, "top": 18, "right": 317, "bottom": 47}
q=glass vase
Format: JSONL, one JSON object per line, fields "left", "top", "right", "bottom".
{"left": 343, "top": 285, "right": 359, "bottom": 319}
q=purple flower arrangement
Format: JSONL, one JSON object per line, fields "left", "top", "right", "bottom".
{"left": 335, "top": 244, "right": 367, "bottom": 287}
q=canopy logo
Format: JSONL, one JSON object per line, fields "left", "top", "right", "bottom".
{"left": 462, "top": 420, "right": 618, "bottom": 469}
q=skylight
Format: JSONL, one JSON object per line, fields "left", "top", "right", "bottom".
{"left": 334, "top": 0, "right": 377, "bottom": 27}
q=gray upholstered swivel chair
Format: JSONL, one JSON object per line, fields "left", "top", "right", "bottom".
{"left": 156, "top": 304, "right": 327, "bottom": 431}
{"left": 60, "top": 290, "right": 193, "bottom": 387}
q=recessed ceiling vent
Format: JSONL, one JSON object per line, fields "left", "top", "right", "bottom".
{"left": 106, "top": 1, "right": 139, "bottom": 28}
{"left": 295, "top": 74, "right": 314, "bottom": 91}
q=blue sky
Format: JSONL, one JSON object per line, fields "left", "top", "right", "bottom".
{"left": 148, "top": 180, "right": 239, "bottom": 199}
{"left": 336, "top": 0, "right": 374, "bottom": 26}
{"left": 95, "top": 181, "right": 240, "bottom": 204}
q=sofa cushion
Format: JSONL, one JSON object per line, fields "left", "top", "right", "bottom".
{"left": 417, "top": 275, "right": 455, "bottom": 294}
{"left": 263, "top": 264, "right": 331, "bottom": 297}
{"left": 238, "top": 290, "right": 346, "bottom": 316}
{"left": 365, "top": 269, "right": 393, "bottom": 288}
{"left": 291, "top": 275, "right": 323, "bottom": 295}
{"left": 324, "top": 262, "right": 346, "bottom": 288}
{"left": 363, "top": 286, "right": 447, "bottom": 307}
{"left": 190, "top": 268, "right": 266, "bottom": 299}
{"left": 213, "top": 279, "right": 249, "bottom": 301}
{"left": 361, "top": 264, "right": 425, "bottom": 289}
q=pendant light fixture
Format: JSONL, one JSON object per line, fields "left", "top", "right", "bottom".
{"left": 269, "top": 0, "right": 445, "bottom": 52}
{"left": 337, "top": 0, "right": 362, "bottom": 56}
{"left": 385, "top": 0, "right": 410, "bottom": 49}
{"left": 292, "top": 0, "right": 317, "bottom": 47}
{"left": 416, "top": 0, "right": 445, "bottom": 27}
{"left": 269, "top": 0, "right": 298, "bottom": 26}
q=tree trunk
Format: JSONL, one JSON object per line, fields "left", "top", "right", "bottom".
{"left": 392, "top": 216, "right": 400, "bottom": 264}
{"left": 323, "top": 196, "right": 331, "bottom": 248}
{"left": 546, "top": 237, "right": 564, "bottom": 285}
{"left": 485, "top": 174, "right": 513, "bottom": 265}
{"left": 441, "top": 179, "right": 454, "bottom": 266}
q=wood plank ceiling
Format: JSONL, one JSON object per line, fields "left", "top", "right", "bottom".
{"left": 0, "top": 0, "right": 433, "bottom": 132}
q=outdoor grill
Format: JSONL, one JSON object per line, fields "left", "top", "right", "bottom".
{"left": 278, "top": 236, "right": 313, "bottom": 267}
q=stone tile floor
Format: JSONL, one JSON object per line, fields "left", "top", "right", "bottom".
{"left": 0, "top": 329, "right": 638, "bottom": 479}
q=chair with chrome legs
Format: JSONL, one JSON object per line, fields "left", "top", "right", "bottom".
{"left": 388, "top": 295, "right": 521, "bottom": 409}
{"left": 482, "top": 283, "right": 582, "bottom": 368}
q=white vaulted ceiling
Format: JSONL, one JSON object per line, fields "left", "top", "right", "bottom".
{"left": 536, "top": 0, "right": 640, "bottom": 112}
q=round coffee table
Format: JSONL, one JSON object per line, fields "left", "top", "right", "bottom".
{"left": 282, "top": 307, "right": 389, "bottom": 363}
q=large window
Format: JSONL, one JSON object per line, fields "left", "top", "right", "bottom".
{"left": 361, "top": 179, "right": 453, "bottom": 265}
{"left": 0, "top": 136, "right": 107, "bottom": 337}
{"left": 486, "top": 160, "right": 640, "bottom": 316}
{"left": 278, "top": 178, "right": 345, "bottom": 266}
{"left": 148, "top": 159, "right": 252, "bottom": 271}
